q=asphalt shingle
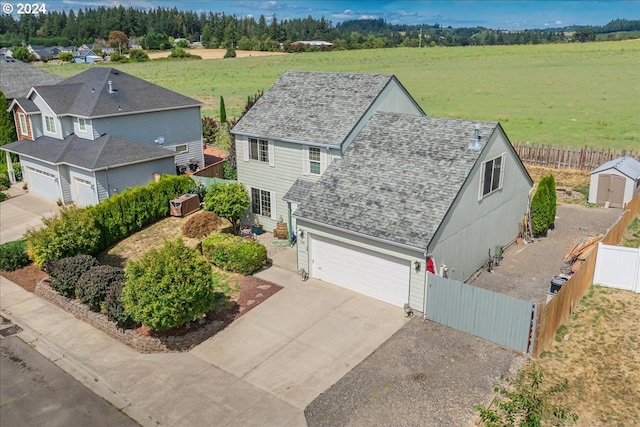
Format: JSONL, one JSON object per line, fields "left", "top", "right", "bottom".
{"left": 0, "top": 59, "right": 63, "bottom": 99}
{"left": 294, "top": 112, "right": 498, "bottom": 250}
{"left": 283, "top": 178, "right": 316, "bottom": 204}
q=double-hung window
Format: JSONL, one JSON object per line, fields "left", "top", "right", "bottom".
{"left": 303, "top": 145, "right": 327, "bottom": 176}
{"left": 250, "top": 138, "right": 269, "bottom": 162}
{"left": 251, "top": 188, "right": 271, "bottom": 217}
{"left": 18, "top": 113, "right": 28, "bottom": 136}
{"left": 78, "top": 117, "right": 87, "bottom": 131}
{"left": 308, "top": 147, "right": 321, "bottom": 175}
{"left": 45, "top": 116, "right": 56, "bottom": 133}
{"left": 479, "top": 153, "right": 505, "bottom": 199}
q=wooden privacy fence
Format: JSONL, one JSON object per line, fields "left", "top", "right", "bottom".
{"left": 513, "top": 142, "right": 640, "bottom": 171}
{"left": 193, "top": 159, "right": 226, "bottom": 179}
{"left": 532, "top": 193, "right": 640, "bottom": 357}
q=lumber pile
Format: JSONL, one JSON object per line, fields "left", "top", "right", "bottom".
{"left": 563, "top": 235, "right": 602, "bottom": 272}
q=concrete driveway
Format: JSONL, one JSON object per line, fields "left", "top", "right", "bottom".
{"left": 0, "top": 185, "right": 60, "bottom": 244}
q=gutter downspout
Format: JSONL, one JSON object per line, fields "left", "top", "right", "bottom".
{"left": 287, "top": 202, "right": 293, "bottom": 241}
{"left": 527, "top": 186, "right": 535, "bottom": 242}
{"left": 423, "top": 251, "right": 429, "bottom": 317}
{"left": 104, "top": 167, "right": 110, "bottom": 199}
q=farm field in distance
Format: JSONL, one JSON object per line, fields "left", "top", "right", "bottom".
{"left": 41, "top": 40, "right": 640, "bottom": 150}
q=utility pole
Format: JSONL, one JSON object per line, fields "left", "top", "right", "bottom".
{"left": 419, "top": 27, "right": 422, "bottom": 48}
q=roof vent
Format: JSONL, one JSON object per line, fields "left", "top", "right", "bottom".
{"left": 108, "top": 80, "right": 117, "bottom": 94}
{"left": 468, "top": 123, "right": 482, "bottom": 150}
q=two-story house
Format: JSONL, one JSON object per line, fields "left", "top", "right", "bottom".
{"left": 230, "top": 70, "right": 425, "bottom": 234}
{"left": 233, "top": 70, "right": 533, "bottom": 311}
{"left": 2, "top": 67, "right": 204, "bottom": 206}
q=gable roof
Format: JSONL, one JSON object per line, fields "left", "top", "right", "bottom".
{"left": 9, "top": 97, "right": 40, "bottom": 114}
{"left": 283, "top": 178, "right": 316, "bottom": 204}
{"left": 0, "top": 59, "right": 64, "bottom": 99}
{"left": 28, "top": 67, "right": 202, "bottom": 118}
{"left": 592, "top": 156, "right": 640, "bottom": 180}
{"left": 231, "top": 70, "right": 423, "bottom": 146}
{"left": 294, "top": 112, "right": 500, "bottom": 251}
{"left": 1, "top": 134, "right": 176, "bottom": 171}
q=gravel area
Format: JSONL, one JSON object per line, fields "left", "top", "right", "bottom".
{"left": 468, "top": 204, "right": 622, "bottom": 303}
{"left": 254, "top": 228, "right": 292, "bottom": 259}
{"left": 305, "top": 317, "right": 527, "bottom": 427}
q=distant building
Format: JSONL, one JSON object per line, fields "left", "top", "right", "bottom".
{"left": 291, "top": 41, "right": 334, "bottom": 47}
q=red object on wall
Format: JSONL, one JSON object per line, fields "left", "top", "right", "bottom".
{"left": 426, "top": 257, "right": 435, "bottom": 275}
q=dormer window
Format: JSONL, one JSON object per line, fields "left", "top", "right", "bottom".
{"left": 78, "top": 118, "right": 87, "bottom": 131}
{"left": 45, "top": 116, "right": 56, "bottom": 133}
{"left": 18, "top": 113, "right": 28, "bottom": 136}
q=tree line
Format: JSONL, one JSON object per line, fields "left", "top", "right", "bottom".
{"left": 0, "top": 6, "right": 638, "bottom": 51}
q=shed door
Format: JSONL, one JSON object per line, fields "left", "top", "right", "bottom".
{"left": 26, "top": 166, "right": 58, "bottom": 200}
{"left": 610, "top": 175, "right": 625, "bottom": 208}
{"left": 596, "top": 174, "right": 611, "bottom": 205}
{"left": 310, "top": 234, "right": 410, "bottom": 307}
{"left": 73, "top": 177, "right": 96, "bottom": 207}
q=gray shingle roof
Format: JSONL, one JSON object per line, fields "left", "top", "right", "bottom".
{"left": 232, "top": 70, "right": 401, "bottom": 146}
{"left": 283, "top": 178, "right": 316, "bottom": 204}
{"left": 0, "top": 59, "right": 63, "bottom": 99}
{"left": 592, "top": 156, "right": 640, "bottom": 179}
{"left": 294, "top": 112, "right": 499, "bottom": 251}
{"left": 31, "top": 67, "right": 202, "bottom": 118}
{"left": 11, "top": 98, "right": 40, "bottom": 113}
{"left": 2, "top": 134, "right": 176, "bottom": 171}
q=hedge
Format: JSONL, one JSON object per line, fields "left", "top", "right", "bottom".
{"left": 0, "top": 240, "right": 29, "bottom": 271}
{"left": 531, "top": 183, "right": 551, "bottom": 237}
{"left": 76, "top": 265, "right": 126, "bottom": 311}
{"left": 201, "top": 233, "right": 267, "bottom": 275}
{"left": 46, "top": 254, "right": 100, "bottom": 298}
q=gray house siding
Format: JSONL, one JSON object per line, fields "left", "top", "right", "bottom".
{"left": 428, "top": 130, "right": 532, "bottom": 281}
{"left": 236, "top": 135, "right": 339, "bottom": 232}
{"left": 31, "top": 94, "right": 62, "bottom": 139}
{"left": 73, "top": 117, "right": 95, "bottom": 140}
{"left": 58, "top": 164, "right": 72, "bottom": 203}
{"left": 95, "top": 158, "right": 175, "bottom": 203}
{"left": 341, "top": 79, "right": 424, "bottom": 154}
{"left": 60, "top": 116, "right": 74, "bottom": 138}
{"left": 296, "top": 220, "right": 427, "bottom": 310}
{"left": 30, "top": 114, "right": 43, "bottom": 138}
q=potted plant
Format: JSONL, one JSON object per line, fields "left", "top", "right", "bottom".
{"left": 252, "top": 218, "right": 263, "bottom": 235}
{"left": 22, "top": 183, "right": 28, "bottom": 191}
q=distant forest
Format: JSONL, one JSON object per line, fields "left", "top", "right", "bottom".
{"left": 1, "top": 6, "right": 638, "bottom": 51}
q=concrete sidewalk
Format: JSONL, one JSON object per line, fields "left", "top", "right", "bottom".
{"left": 0, "top": 185, "right": 60, "bottom": 244}
{"left": 0, "top": 265, "right": 407, "bottom": 427}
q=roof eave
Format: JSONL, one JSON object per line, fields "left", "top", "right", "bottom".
{"left": 92, "top": 153, "right": 176, "bottom": 171}
{"left": 85, "top": 104, "right": 203, "bottom": 119}
{"left": 230, "top": 130, "right": 340, "bottom": 149}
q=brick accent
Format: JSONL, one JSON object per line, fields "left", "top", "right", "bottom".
{"left": 13, "top": 105, "right": 33, "bottom": 141}
{"left": 35, "top": 279, "right": 225, "bottom": 353}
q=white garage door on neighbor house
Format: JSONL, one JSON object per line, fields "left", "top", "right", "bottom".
{"left": 26, "top": 166, "right": 58, "bottom": 199}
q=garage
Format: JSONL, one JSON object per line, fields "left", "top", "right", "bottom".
{"left": 26, "top": 166, "right": 58, "bottom": 200}
{"left": 73, "top": 177, "right": 96, "bottom": 207}
{"left": 310, "top": 234, "right": 410, "bottom": 307}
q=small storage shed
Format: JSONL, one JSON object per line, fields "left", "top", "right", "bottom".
{"left": 589, "top": 156, "right": 640, "bottom": 208}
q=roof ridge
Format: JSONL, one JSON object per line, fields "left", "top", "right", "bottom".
{"left": 90, "top": 134, "right": 111, "bottom": 169}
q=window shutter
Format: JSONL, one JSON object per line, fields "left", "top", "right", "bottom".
{"left": 270, "top": 191, "right": 277, "bottom": 220}
{"left": 320, "top": 148, "right": 328, "bottom": 174}
{"left": 242, "top": 138, "right": 249, "bottom": 162}
{"left": 302, "top": 145, "right": 310, "bottom": 175}
{"left": 268, "top": 141, "right": 275, "bottom": 167}
{"left": 478, "top": 161, "right": 486, "bottom": 200}
{"left": 499, "top": 153, "right": 506, "bottom": 189}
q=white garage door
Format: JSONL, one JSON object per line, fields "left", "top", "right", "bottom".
{"left": 26, "top": 166, "right": 58, "bottom": 200}
{"left": 310, "top": 235, "right": 410, "bottom": 307}
{"left": 73, "top": 177, "right": 96, "bottom": 207}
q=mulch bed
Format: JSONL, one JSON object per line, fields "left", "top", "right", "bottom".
{"left": 1, "top": 265, "right": 281, "bottom": 340}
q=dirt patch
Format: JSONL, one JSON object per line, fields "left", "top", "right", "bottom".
{"left": 146, "top": 48, "right": 288, "bottom": 60}
{"left": 537, "top": 286, "right": 640, "bottom": 425}
{"left": 525, "top": 165, "right": 590, "bottom": 189}
{"left": 0, "top": 264, "right": 47, "bottom": 293}
{"left": 468, "top": 204, "right": 622, "bottom": 303}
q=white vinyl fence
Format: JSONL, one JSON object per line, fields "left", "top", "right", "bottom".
{"left": 593, "top": 243, "right": 640, "bottom": 293}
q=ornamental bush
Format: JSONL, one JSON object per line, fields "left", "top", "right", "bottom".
{"left": 46, "top": 254, "right": 99, "bottom": 298}
{"left": 76, "top": 265, "right": 125, "bottom": 311}
{"left": 0, "top": 240, "right": 29, "bottom": 271}
{"left": 201, "top": 233, "right": 267, "bottom": 275}
{"left": 182, "top": 211, "right": 222, "bottom": 239}
{"left": 531, "top": 183, "right": 550, "bottom": 237}
{"left": 543, "top": 174, "right": 557, "bottom": 228}
{"left": 27, "top": 207, "right": 102, "bottom": 268}
{"left": 105, "top": 280, "right": 133, "bottom": 328}
{"left": 122, "top": 239, "right": 216, "bottom": 331}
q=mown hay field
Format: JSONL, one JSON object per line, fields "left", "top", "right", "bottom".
{"left": 42, "top": 41, "right": 640, "bottom": 150}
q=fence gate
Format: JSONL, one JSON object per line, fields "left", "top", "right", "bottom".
{"left": 426, "top": 275, "right": 536, "bottom": 353}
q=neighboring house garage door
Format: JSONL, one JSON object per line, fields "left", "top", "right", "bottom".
{"left": 310, "top": 234, "right": 410, "bottom": 307}
{"left": 73, "top": 177, "right": 96, "bottom": 207}
{"left": 26, "top": 166, "right": 58, "bottom": 200}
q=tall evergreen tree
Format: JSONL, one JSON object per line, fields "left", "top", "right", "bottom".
{"left": 0, "top": 91, "right": 17, "bottom": 167}
{"left": 219, "top": 96, "right": 227, "bottom": 124}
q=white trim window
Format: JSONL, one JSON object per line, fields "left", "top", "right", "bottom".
{"left": 78, "top": 117, "right": 87, "bottom": 131}
{"left": 18, "top": 113, "right": 28, "bottom": 136}
{"left": 479, "top": 153, "right": 506, "bottom": 199}
{"left": 174, "top": 144, "right": 188, "bottom": 153}
{"left": 45, "top": 116, "right": 56, "bottom": 133}
{"left": 250, "top": 187, "right": 276, "bottom": 219}
{"left": 309, "top": 147, "right": 321, "bottom": 175}
{"left": 302, "top": 145, "right": 328, "bottom": 176}
{"left": 250, "top": 138, "right": 269, "bottom": 162}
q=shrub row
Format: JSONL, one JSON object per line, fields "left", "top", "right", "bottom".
{"left": 201, "top": 233, "right": 267, "bottom": 275}
{"left": 531, "top": 174, "right": 557, "bottom": 237}
{"left": 0, "top": 240, "right": 29, "bottom": 271}
{"left": 26, "top": 175, "right": 193, "bottom": 267}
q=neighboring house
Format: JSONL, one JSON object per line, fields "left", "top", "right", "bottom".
{"left": 230, "top": 70, "right": 425, "bottom": 234}
{"left": 74, "top": 48, "right": 102, "bottom": 63}
{"left": 588, "top": 156, "right": 640, "bottom": 208}
{"left": 0, "top": 47, "right": 13, "bottom": 59}
{"left": 294, "top": 113, "right": 533, "bottom": 308}
{"left": 0, "top": 58, "right": 64, "bottom": 100}
{"left": 2, "top": 67, "right": 204, "bottom": 206}
{"left": 291, "top": 41, "right": 334, "bottom": 47}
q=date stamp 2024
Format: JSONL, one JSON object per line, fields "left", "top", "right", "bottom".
{"left": 2, "top": 2, "right": 47, "bottom": 15}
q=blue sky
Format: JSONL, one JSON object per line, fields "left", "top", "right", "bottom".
{"left": 10, "top": 1, "right": 640, "bottom": 29}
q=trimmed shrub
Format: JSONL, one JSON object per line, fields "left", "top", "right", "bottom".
{"left": 122, "top": 239, "right": 216, "bottom": 331}
{"left": 201, "top": 233, "right": 267, "bottom": 275}
{"left": 47, "top": 254, "right": 99, "bottom": 298}
{"left": 0, "top": 240, "right": 29, "bottom": 271}
{"left": 182, "top": 211, "right": 222, "bottom": 239}
{"left": 0, "top": 192, "right": 6, "bottom": 202}
{"left": 0, "top": 173, "right": 9, "bottom": 190}
{"left": 76, "top": 265, "right": 125, "bottom": 311}
{"left": 105, "top": 280, "right": 134, "bottom": 328}
{"left": 545, "top": 174, "right": 557, "bottom": 227}
{"left": 203, "top": 182, "right": 249, "bottom": 235}
{"left": 531, "top": 183, "right": 550, "bottom": 237}
{"left": 26, "top": 207, "right": 102, "bottom": 268}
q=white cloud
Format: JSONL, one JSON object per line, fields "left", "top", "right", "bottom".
{"left": 359, "top": 15, "right": 378, "bottom": 20}
{"left": 555, "top": 20, "right": 563, "bottom": 25}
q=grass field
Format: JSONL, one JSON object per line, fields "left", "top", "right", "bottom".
{"left": 41, "top": 41, "right": 640, "bottom": 150}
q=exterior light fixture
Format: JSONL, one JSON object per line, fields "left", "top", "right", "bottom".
{"left": 414, "top": 260, "right": 421, "bottom": 272}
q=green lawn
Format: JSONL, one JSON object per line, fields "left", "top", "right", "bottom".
{"left": 42, "top": 40, "right": 640, "bottom": 150}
